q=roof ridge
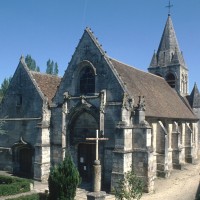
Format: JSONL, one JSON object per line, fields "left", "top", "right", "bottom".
{"left": 84, "top": 27, "right": 107, "bottom": 57}
{"left": 30, "top": 71, "right": 62, "bottom": 78}
{"left": 109, "top": 57, "right": 164, "bottom": 80}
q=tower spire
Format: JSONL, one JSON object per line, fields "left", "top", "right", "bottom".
{"left": 166, "top": 1, "right": 173, "bottom": 16}
{"left": 148, "top": 10, "right": 189, "bottom": 96}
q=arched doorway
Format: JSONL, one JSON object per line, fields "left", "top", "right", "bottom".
{"left": 12, "top": 138, "right": 33, "bottom": 178}
{"left": 69, "top": 111, "right": 101, "bottom": 183}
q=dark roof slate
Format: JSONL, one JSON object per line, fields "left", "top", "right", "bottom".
{"left": 31, "top": 72, "right": 61, "bottom": 103}
{"left": 189, "top": 83, "right": 200, "bottom": 108}
{"left": 149, "top": 15, "right": 186, "bottom": 68}
{"left": 109, "top": 58, "right": 196, "bottom": 119}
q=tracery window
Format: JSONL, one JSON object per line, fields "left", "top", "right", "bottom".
{"left": 80, "top": 66, "right": 95, "bottom": 94}
{"left": 166, "top": 73, "right": 175, "bottom": 88}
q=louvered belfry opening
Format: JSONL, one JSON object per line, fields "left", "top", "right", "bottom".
{"left": 166, "top": 73, "right": 176, "bottom": 88}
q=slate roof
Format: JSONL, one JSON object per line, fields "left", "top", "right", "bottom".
{"left": 149, "top": 15, "right": 186, "bottom": 68}
{"left": 109, "top": 58, "right": 196, "bottom": 120}
{"left": 31, "top": 72, "right": 61, "bottom": 103}
{"left": 188, "top": 83, "right": 200, "bottom": 108}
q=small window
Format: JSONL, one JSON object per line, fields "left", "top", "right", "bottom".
{"left": 16, "top": 94, "right": 22, "bottom": 106}
{"left": 80, "top": 67, "right": 95, "bottom": 94}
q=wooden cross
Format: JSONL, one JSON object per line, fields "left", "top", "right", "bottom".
{"left": 86, "top": 130, "right": 109, "bottom": 161}
{"left": 166, "top": 0, "right": 173, "bottom": 15}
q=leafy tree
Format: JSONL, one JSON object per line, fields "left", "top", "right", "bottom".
{"left": 115, "top": 168, "right": 143, "bottom": 200}
{"left": 48, "top": 153, "right": 81, "bottom": 200}
{"left": 25, "top": 55, "right": 40, "bottom": 72}
{"left": 36, "top": 66, "right": 40, "bottom": 72}
{"left": 46, "top": 59, "right": 59, "bottom": 76}
{"left": 0, "top": 77, "right": 12, "bottom": 102}
{"left": 46, "top": 59, "right": 53, "bottom": 74}
{"left": 54, "top": 62, "right": 59, "bottom": 75}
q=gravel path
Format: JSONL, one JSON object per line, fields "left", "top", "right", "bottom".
{"left": 141, "top": 160, "right": 200, "bottom": 200}
{"left": 1, "top": 160, "right": 200, "bottom": 200}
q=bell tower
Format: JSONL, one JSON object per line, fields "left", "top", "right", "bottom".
{"left": 148, "top": 13, "right": 188, "bottom": 96}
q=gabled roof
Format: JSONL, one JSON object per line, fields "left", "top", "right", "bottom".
{"left": 189, "top": 83, "right": 200, "bottom": 108}
{"left": 31, "top": 72, "right": 61, "bottom": 104}
{"left": 18, "top": 57, "right": 61, "bottom": 104}
{"left": 109, "top": 58, "right": 196, "bottom": 119}
{"left": 149, "top": 15, "right": 186, "bottom": 68}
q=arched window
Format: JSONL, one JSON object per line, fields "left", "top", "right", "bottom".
{"left": 166, "top": 73, "right": 176, "bottom": 88}
{"left": 80, "top": 66, "right": 95, "bottom": 94}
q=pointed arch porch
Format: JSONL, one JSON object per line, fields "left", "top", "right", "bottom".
{"left": 66, "top": 103, "right": 104, "bottom": 184}
{"left": 12, "top": 137, "right": 34, "bottom": 178}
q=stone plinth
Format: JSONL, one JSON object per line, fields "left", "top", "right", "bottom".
{"left": 87, "top": 191, "right": 106, "bottom": 200}
{"left": 93, "top": 160, "right": 101, "bottom": 192}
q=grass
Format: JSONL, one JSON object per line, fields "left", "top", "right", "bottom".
{"left": 0, "top": 175, "right": 32, "bottom": 196}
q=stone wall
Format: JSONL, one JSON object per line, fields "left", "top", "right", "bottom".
{"left": 0, "top": 62, "right": 51, "bottom": 181}
{"left": 51, "top": 29, "right": 125, "bottom": 190}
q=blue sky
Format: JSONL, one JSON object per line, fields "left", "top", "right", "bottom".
{"left": 0, "top": 0, "right": 199, "bottom": 92}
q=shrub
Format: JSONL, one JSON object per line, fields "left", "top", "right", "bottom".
{"left": 48, "top": 153, "right": 81, "bottom": 200}
{"left": 114, "top": 169, "right": 144, "bottom": 200}
{"left": 0, "top": 175, "right": 32, "bottom": 196}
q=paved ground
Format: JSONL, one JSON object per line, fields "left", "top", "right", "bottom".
{"left": 141, "top": 160, "right": 200, "bottom": 200}
{"left": 1, "top": 160, "right": 200, "bottom": 200}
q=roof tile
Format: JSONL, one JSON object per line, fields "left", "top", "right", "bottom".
{"left": 31, "top": 72, "right": 61, "bottom": 103}
{"left": 110, "top": 58, "right": 196, "bottom": 120}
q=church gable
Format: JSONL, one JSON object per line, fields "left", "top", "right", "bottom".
{"left": 0, "top": 58, "right": 44, "bottom": 118}
{"left": 54, "top": 28, "right": 125, "bottom": 104}
{"left": 0, "top": 58, "right": 54, "bottom": 182}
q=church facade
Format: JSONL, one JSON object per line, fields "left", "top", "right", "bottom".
{"left": 0, "top": 14, "right": 199, "bottom": 192}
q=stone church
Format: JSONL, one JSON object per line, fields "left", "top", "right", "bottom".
{"left": 0, "top": 14, "right": 200, "bottom": 192}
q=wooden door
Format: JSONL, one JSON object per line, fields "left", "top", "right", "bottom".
{"left": 78, "top": 143, "right": 95, "bottom": 182}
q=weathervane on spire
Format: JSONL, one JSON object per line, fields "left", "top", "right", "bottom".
{"left": 166, "top": 1, "right": 173, "bottom": 15}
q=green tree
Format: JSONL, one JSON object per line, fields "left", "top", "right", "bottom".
{"left": 46, "top": 59, "right": 59, "bottom": 75}
{"left": 46, "top": 59, "right": 53, "bottom": 74}
{"left": 48, "top": 153, "right": 81, "bottom": 200}
{"left": 0, "top": 77, "right": 12, "bottom": 102}
{"left": 54, "top": 62, "right": 59, "bottom": 75}
{"left": 115, "top": 168, "right": 143, "bottom": 200}
{"left": 25, "top": 55, "right": 40, "bottom": 72}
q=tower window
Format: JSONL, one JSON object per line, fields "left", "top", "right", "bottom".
{"left": 155, "top": 73, "right": 163, "bottom": 77}
{"left": 166, "top": 73, "right": 176, "bottom": 88}
{"left": 80, "top": 66, "right": 95, "bottom": 94}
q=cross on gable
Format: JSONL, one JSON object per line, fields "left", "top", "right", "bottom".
{"left": 86, "top": 130, "right": 109, "bottom": 161}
